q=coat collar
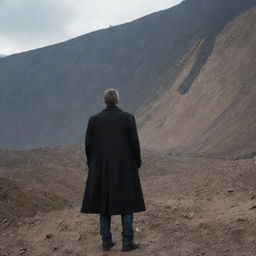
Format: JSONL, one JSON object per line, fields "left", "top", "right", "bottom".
{"left": 102, "top": 104, "right": 122, "bottom": 112}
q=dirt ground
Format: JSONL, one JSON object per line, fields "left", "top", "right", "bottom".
{"left": 1, "top": 145, "right": 256, "bottom": 256}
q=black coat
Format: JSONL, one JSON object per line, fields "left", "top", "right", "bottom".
{"left": 80, "top": 104, "right": 146, "bottom": 215}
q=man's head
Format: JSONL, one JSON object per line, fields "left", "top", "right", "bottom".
{"left": 103, "top": 88, "right": 119, "bottom": 106}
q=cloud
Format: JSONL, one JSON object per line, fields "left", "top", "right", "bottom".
{"left": 67, "top": 0, "right": 183, "bottom": 35}
{"left": 0, "top": 0, "right": 182, "bottom": 55}
{"left": 0, "top": 0, "right": 75, "bottom": 54}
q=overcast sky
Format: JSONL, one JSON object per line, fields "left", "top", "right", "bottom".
{"left": 0, "top": 0, "right": 182, "bottom": 55}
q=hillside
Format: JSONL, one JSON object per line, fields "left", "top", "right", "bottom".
{"left": 139, "top": 5, "right": 256, "bottom": 159}
{"left": 0, "top": 0, "right": 255, "bottom": 154}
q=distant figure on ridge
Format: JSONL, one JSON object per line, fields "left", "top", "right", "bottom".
{"left": 80, "top": 88, "right": 146, "bottom": 252}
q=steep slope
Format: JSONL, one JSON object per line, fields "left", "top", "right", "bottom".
{"left": 139, "top": 5, "right": 256, "bottom": 159}
{"left": 0, "top": 0, "right": 255, "bottom": 150}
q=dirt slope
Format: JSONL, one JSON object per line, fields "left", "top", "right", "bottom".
{"left": 1, "top": 145, "right": 256, "bottom": 255}
{"left": 139, "top": 6, "right": 256, "bottom": 159}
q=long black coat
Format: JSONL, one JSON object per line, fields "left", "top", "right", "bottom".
{"left": 80, "top": 104, "right": 146, "bottom": 215}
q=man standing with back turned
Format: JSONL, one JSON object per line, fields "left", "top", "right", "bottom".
{"left": 80, "top": 88, "right": 146, "bottom": 252}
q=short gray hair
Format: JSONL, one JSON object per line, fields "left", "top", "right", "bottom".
{"left": 103, "top": 88, "right": 119, "bottom": 105}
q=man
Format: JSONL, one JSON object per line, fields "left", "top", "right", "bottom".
{"left": 80, "top": 88, "right": 146, "bottom": 252}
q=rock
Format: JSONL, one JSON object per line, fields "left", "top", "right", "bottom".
{"left": 237, "top": 217, "right": 246, "bottom": 222}
{"left": 46, "top": 234, "right": 54, "bottom": 239}
{"left": 18, "top": 248, "right": 27, "bottom": 255}
{"left": 250, "top": 195, "right": 256, "bottom": 200}
{"left": 182, "top": 212, "right": 195, "bottom": 219}
{"left": 77, "top": 232, "right": 86, "bottom": 241}
{"left": 29, "top": 219, "right": 40, "bottom": 225}
{"left": 2, "top": 219, "right": 8, "bottom": 223}
{"left": 249, "top": 205, "right": 256, "bottom": 210}
{"left": 57, "top": 220, "right": 64, "bottom": 225}
{"left": 174, "top": 220, "right": 180, "bottom": 226}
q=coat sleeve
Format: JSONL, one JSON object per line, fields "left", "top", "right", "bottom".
{"left": 85, "top": 116, "right": 94, "bottom": 167}
{"left": 128, "top": 114, "right": 142, "bottom": 168}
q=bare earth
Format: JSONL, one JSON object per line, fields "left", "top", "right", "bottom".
{"left": 1, "top": 145, "right": 256, "bottom": 256}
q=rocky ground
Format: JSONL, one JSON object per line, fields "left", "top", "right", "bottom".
{"left": 1, "top": 145, "right": 256, "bottom": 256}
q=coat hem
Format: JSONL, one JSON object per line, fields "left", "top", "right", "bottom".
{"left": 80, "top": 208, "right": 146, "bottom": 215}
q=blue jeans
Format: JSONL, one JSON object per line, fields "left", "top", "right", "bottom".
{"left": 100, "top": 213, "right": 134, "bottom": 242}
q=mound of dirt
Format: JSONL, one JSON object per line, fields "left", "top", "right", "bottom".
{"left": 0, "top": 177, "right": 73, "bottom": 227}
{"left": 0, "top": 145, "right": 86, "bottom": 228}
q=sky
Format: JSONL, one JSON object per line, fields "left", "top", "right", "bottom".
{"left": 0, "top": 0, "right": 182, "bottom": 55}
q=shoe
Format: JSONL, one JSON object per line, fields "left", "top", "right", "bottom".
{"left": 102, "top": 240, "right": 116, "bottom": 251}
{"left": 122, "top": 240, "right": 140, "bottom": 251}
